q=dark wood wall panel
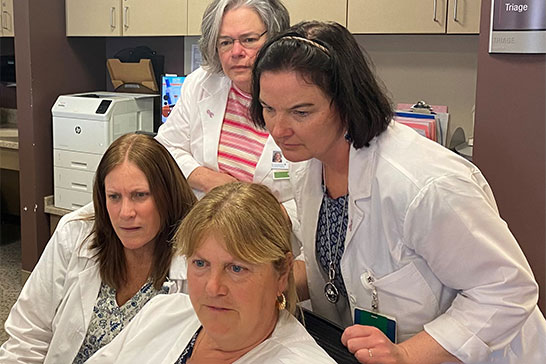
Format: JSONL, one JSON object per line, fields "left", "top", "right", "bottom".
{"left": 14, "top": 0, "right": 105, "bottom": 270}
{"left": 474, "top": 1, "right": 546, "bottom": 312}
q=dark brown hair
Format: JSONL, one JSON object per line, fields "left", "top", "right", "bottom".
{"left": 91, "top": 133, "right": 197, "bottom": 290}
{"left": 251, "top": 21, "right": 393, "bottom": 149}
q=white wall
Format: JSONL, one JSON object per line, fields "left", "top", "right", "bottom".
{"left": 357, "top": 34, "right": 479, "bottom": 145}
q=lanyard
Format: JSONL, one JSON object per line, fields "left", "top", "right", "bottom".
{"left": 362, "top": 271, "right": 379, "bottom": 312}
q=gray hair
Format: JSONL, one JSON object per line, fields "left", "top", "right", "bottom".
{"left": 199, "top": 0, "right": 290, "bottom": 74}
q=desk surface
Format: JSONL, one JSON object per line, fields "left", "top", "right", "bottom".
{"left": 44, "top": 195, "right": 72, "bottom": 217}
{"left": 0, "top": 122, "right": 18, "bottom": 149}
{"left": 0, "top": 125, "right": 19, "bottom": 170}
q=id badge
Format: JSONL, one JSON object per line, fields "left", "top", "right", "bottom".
{"left": 271, "top": 150, "right": 289, "bottom": 170}
{"left": 354, "top": 307, "right": 397, "bottom": 343}
{"left": 273, "top": 170, "right": 290, "bottom": 180}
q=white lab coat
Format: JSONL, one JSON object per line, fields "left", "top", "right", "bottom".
{"left": 155, "top": 67, "right": 301, "bottom": 231}
{"left": 86, "top": 293, "right": 336, "bottom": 364}
{"left": 0, "top": 203, "right": 187, "bottom": 364}
{"left": 156, "top": 67, "right": 295, "bottom": 201}
{"left": 293, "top": 122, "right": 546, "bottom": 363}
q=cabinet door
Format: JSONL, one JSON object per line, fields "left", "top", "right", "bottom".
{"left": 187, "top": 0, "right": 209, "bottom": 35}
{"left": 1, "top": 0, "right": 14, "bottom": 37}
{"left": 66, "top": 0, "right": 122, "bottom": 36}
{"left": 123, "top": 0, "right": 187, "bottom": 36}
{"left": 446, "top": 0, "right": 481, "bottom": 34}
{"left": 348, "top": 0, "right": 447, "bottom": 34}
{"left": 284, "top": 0, "right": 347, "bottom": 26}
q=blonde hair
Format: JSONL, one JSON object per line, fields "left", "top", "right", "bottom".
{"left": 175, "top": 182, "right": 297, "bottom": 315}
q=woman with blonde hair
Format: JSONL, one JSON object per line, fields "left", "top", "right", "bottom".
{"left": 86, "top": 182, "right": 335, "bottom": 363}
{"left": 0, "top": 133, "right": 197, "bottom": 363}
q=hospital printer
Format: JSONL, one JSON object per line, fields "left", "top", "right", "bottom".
{"left": 52, "top": 92, "right": 155, "bottom": 210}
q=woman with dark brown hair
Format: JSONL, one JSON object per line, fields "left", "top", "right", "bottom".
{"left": 0, "top": 133, "right": 196, "bottom": 363}
{"left": 251, "top": 21, "right": 546, "bottom": 364}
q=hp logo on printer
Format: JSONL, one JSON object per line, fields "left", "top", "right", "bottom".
{"left": 75, "top": 126, "right": 82, "bottom": 134}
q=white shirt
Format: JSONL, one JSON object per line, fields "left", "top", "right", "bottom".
{"left": 0, "top": 203, "right": 186, "bottom": 364}
{"left": 86, "top": 293, "right": 337, "bottom": 364}
{"left": 293, "top": 122, "right": 546, "bottom": 363}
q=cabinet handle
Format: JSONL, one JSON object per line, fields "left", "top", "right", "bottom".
{"left": 2, "top": 11, "right": 10, "bottom": 30}
{"left": 433, "top": 0, "right": 439, "bottom": 22}
{"left": 453, "top": 0, "right": 459, "bottom": 22}
{"left": 124, "top": 7, "right": 129, "bottom": 30}
{"left": 110, "top": 7, "right": 116, "bottom": 29}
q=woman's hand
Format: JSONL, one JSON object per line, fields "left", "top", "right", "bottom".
{"left": 342, "top": 325, "right": 409, "bottom": 364}
{"left": 342, "top": 326, "right": 461, "bottom": 364}
{"left": 187, "top": 166, "right": 238, "bottom": 193}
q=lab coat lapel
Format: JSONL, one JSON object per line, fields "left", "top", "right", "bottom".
{"left": 253, "top": 136, "right": 276, "bottom": 183}
{"left": 77, "top": 246, "right": 101, "bottom": 332}
{"left": 299, "top": 159, "right": 344, "bottom": 320}
{"left": 345, "top": 145, "right": 375, "bottom": 250}
{"left": 198, "top": 77, "right": 231, "bottom": 169}
{"left": 299, "top": 159, "right": 323, "bottom": 247}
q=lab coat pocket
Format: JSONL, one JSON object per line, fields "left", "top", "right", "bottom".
{"left": 363, "top": 261, "right": 441, "bottom": 342}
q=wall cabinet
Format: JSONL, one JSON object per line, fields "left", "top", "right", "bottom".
{"left": 187, "top": 0, "right": 209, "bottom": 35}
{"left": 66, "top": 0, "right": 188, "bottom": 36}
{"left": 446, "top": 0, "right": 481, "bottom": 34}
{"left": 66, "top": 0, "right": 480, "bottom": 37}
{"left": 348, "top": 0, "right": 480, "bottom": 34}
{"left": 186, "top": 0, "right": 348, "bottom": 36}
{"left": 0, "top": 0, "right": 14, "bottom": 37}
{"left": 284, "top": 0, "right": 347, "bottom": 26}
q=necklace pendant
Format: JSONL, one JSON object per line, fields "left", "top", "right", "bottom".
{"left": 324, "top": 281, "right": 339, "bottom": 303}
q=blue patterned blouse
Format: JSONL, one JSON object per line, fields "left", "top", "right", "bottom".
{"left": 72, "top": 280, "right": 169, "bottom": 363}
{"left": 174, "top": 326, "right": 202, "bottom": 364}
{"left": 315, "top": 191, "right": 349, "bottom": 299}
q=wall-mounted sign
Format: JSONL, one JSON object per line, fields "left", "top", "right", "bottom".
{"left": 489, "top": 0, "right": 546, "bottom": 53}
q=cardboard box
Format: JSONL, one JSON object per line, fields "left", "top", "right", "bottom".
{"left": 107, "top": 58, "right": 159, "bottom": 93}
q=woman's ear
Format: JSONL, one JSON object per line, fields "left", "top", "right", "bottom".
{"left": 278, "top": 252, "right": 294, "bottom": 293}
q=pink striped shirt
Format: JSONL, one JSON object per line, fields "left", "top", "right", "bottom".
{"left": 217, "top": 86, "right": 269, "bottom": 182}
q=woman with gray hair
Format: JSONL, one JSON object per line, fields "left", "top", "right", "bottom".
{"left": 155, "top": 1, "right": 298, "bottom": 222}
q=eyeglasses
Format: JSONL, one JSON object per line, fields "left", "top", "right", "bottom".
{"left": 217, "top": 30, "right": 267, "bottom": 53}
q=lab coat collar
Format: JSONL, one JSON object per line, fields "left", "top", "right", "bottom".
{"left": 78, "top": 262, "right": 101, "bottom": 330}
{"left": 300, "top": 139, "right": 377, "bottom": 253}
{"left": 76, "top": 233, "right": 97, "bottom": 260}
{"left": 252, "top": 135, "right": 277, "bottom": 184}
{"left": 348, "top": 141, "right": 377, "bottom": 201}
{"left": 303, "top": 139, "right": 377, "bottom": 202}
{"left": 200, "top": 70, "right": 231, "bottom": 96}
{"left": 169, "top": 254, "right": 187, "bottom": 281}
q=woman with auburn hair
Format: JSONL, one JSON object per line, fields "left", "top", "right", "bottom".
{"left": 0, "top": 133, "right": 197, "bottom": 363}
{"left": 85, "top": 182, "right": 335, "bottom": 363}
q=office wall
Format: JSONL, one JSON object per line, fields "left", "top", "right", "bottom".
{"left": 358, "top": 34, "right": 479, "bottom": 145}
{"left": 474, "top": 1, "right": 546, "bottom": 312}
